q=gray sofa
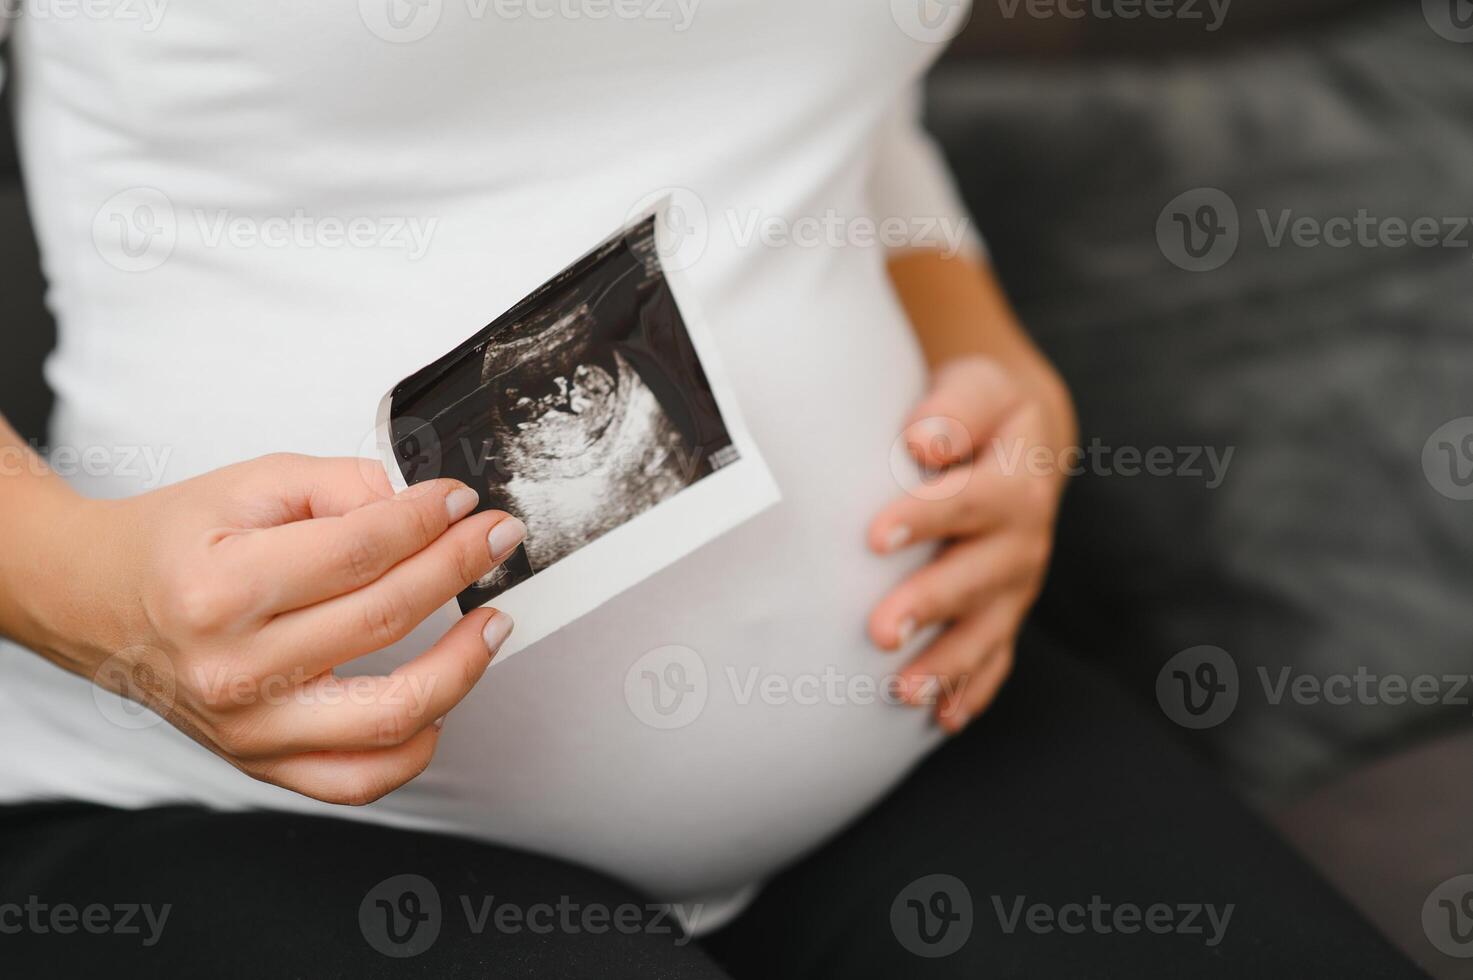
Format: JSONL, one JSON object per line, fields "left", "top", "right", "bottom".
{"left": 927, "top": 2, "right": 1473, "bottom": 973}
{"left": 3, "top": 2, "right": 1470, "bottom": 972}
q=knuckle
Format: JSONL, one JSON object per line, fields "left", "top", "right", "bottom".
{"left": 370, "top": 705, "right": 413, "bottom": 748}
{"left": 359, "top": 591, "right": 412, "bottom": 649}
{"left": 409, "top": 741, "right": 436, "bottom": 781}
{"left": 338, "top": 531, "right": 386, "bottom": 586}
{"left": 190, "top": 667, "right": 237, "bottom": 712}
{"left": 259, "top": 451, "right": 308, "bottom": 474}
{"left": 957, "top": 489, "right": 986, "bottom": 527}
{"left": 453, "top": 534, "right": 492, "bottom": 587}
{"left": 210, "top": 714, "right": 267, "bottom": 758}
{"left": 463, "top": 648, "right": 487, "bottom": 690}
{"left": 167, "top": 575, "right": 243, "bottom": 634}
{"left": 333, "top": 773, "right": 394, "bottom": 808}
{"left": 407, "top": 494, "right": 445, "bottom": 546}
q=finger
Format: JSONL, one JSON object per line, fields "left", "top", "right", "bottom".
{"left": 872, "top": 403, "right": 1056, "bottom": 553}
{"left": 895, "top": 608, "right": 1016, "bottom": 718}
{"left": 222, "top": 608, "right": 512, "bottom": 759}
{"left": 260, "top": 510, "right": 526, "bottom": 675}
{"left": 895, "top": 595, "right": 1023, "bottom": 701}
{"left": 937, "top": 642, "right": 1014, "bottom": 734}
{"left": 250, "top": 725, "right": 442, "bottom": 807}
{"left": 870, "top": 461, "right": 997, "bottom": 552}
{"left": 221, "top": 454, "right": 396, "bottom": 527}
{"left": 213, "top": 478, "right": 487, "bottom": 615}
{"left": 868, "top": 536, "right": 1037, "bottom": 650}
{"left": 903, "top": 357, "right": 1023, "bottom": 470}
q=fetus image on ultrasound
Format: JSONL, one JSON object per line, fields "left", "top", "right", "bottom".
{"left": 385, "top": 215, "right": 739, "bottom": 610}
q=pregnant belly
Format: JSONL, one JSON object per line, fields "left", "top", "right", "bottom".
{"left": 380, "top": 497, "right": 946, "bottom": 916}
{"left": 372, "top": 292, "right": 946, "bottom": 910}
{"left": 32, "top": 233, "right": 942, "bottom": 915}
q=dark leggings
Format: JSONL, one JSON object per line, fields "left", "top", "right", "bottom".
{"left": 0, "top": 635, "right": 1421, "bottom": 979}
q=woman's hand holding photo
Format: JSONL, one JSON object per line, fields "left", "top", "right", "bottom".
{"left": 0, "top": 434, "right": 525, "bottom": 805}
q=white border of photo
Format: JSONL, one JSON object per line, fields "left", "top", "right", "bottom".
{"left": 374, "top": 195, "right": 781, "bottom": 660}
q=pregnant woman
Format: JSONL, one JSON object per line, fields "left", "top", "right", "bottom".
{"left": 0, "top": 3, "right": 1418, "bottom": 977}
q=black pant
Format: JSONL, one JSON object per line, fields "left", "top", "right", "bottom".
{"left": 0, "top": 636, "right": 1422, "bottom": 979}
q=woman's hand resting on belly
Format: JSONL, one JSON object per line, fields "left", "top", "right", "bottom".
{"left": 869, "top": 252, "right": 1078, "bottom": 733}
{"left": 0, "top": 435, "right": 526, "bottom": 805}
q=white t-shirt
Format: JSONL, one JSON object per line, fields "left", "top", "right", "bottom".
{"left": 0, "top": 0, "right": 977, "bottom": 930}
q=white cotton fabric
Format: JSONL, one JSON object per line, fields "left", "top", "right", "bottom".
{"left": 0, "top": 0, "right": 977, "bottom": 930}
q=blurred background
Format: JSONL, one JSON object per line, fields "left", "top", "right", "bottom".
{"left": 4, "top": 0, "right": 1472, "bottom": 973}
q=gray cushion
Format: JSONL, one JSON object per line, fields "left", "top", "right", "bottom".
{"left": 927, "top": 3, "right": 1473, "bottom": 799}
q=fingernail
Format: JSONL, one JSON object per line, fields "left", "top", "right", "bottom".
{"left": 884, "top": 525, "right": 912, "bottom": 553}
{"left": 488, "top": 517, "right": 527, "bottom": 561}
{"left": 482, "top": 611, "right": 514, "bottom": 656}
{"left": 433, "top": 715, "right": 446, "bottom": 731}
{"left": 445, "top": 487, "right": 480, "bottom": 522}
{"left": 896, "top": 616, "right": 918, "bottom": 647}
{"left": 897, "top": 674, "right": 929, "bottom": 706}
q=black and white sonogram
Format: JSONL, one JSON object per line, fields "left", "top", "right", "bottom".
{"left": 376, "top": 208, "right": 778, "bottom": 657}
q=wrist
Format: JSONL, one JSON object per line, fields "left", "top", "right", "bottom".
{"left": 1, "top": 492, "right": 142, "bottom": 672}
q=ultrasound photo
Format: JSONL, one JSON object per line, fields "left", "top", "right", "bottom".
{"left": 377, "top": 208, "right": 778, "bottom": 657}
